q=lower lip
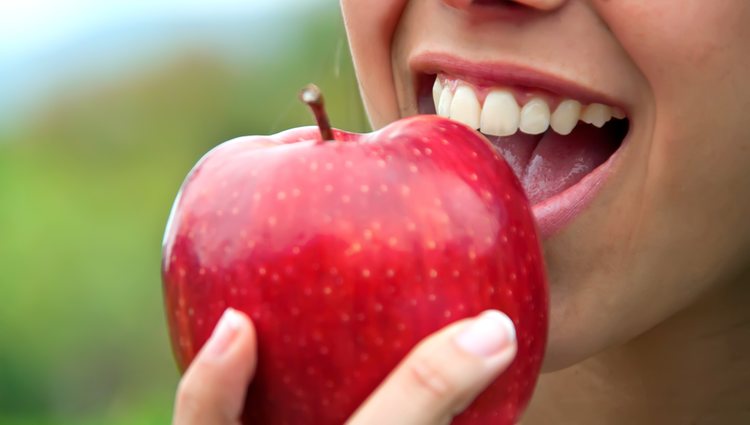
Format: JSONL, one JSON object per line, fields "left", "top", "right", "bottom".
{"left": 529, "top": 143, "right": 622, "bottom": 239}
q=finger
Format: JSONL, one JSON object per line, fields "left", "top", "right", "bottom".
{"left": 173, "top": 308, "right": 257, "bottom": 425}
{"left": 348, "top": 310, "right": 517, "bottom": 425}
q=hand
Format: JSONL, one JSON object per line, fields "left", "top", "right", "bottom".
{"left": 173, "top": 308, "right": 517, "bottom": 425}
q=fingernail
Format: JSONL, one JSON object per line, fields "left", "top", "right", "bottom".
{"left": 205, "top": 308, "right": 244, "bottom": 358}
{"left": 454, "top": 310, "right": 516, "bottom": 357}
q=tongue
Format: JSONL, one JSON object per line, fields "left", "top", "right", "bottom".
{"left": 485, "top": 122, "right": 624, "bottom": 205}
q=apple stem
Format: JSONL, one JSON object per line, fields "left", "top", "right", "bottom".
{"left": 300, "top": 84, "right": 334, "bottom": 142}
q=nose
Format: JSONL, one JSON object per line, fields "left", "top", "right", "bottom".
{"left": 443, "top": 0, "right": 566, "bottom": 11}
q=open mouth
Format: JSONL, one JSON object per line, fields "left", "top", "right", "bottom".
{"left": 417, "top": 73, "right": 629, "bottom": 206}
{"left": 411, "top": 56, "right": 631, "bottom": 237}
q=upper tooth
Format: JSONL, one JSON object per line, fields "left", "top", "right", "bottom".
{"left": 480, "top": 90, "right": 520, "bottom": 136}
{"left": 581, "top": 103, "right": 612, "bottom": 128}
{"left": 433, "top": 78, "right": 443, "bottom": 111}
{"left": 611, "top": 107, "right": 626, "bottom": 120}
{"left": 519, "top": 98, "right": 551, "bottom": 135}
{"left": 437, "top": 85, "right": 453, "bottom": 117}
{"left": 550, "top": 99, "right": 582, "bottom": 136}
{"left": 450, "top": 85, "right": 481, "bottom": 129}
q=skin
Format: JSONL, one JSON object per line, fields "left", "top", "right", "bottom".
{"left": 174, "top": 1, "right": 750, "bottom": 423}
{"left": 339, "top": 0, "right": 750, "bottom": 422}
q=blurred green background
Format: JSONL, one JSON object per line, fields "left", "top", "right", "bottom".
{"left": 0, "top": 1, "right": 367, "bottom": 423}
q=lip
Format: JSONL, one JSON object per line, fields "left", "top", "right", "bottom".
{"left": 408, "top": 51, "right": 630, "bottom": 239}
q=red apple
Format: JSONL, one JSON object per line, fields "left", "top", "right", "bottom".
{"left": 162, "top": 85, "right": 548, "bottom": 424}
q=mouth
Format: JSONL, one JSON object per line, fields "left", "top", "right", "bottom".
{"left": 413, "top": 55, "right": 630, "bottom": 238}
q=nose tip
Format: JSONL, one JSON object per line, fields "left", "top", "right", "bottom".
{"left": 443, "top": 0, "right": 566, "bottom": 11}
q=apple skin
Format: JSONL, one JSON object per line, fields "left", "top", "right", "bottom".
{"left": 162, "top": 115, "right": 548, "bottom": 424}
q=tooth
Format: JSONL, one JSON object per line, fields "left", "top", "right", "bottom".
{"left": 432, "top": 78, "right": 443, "bottom": 112}
{"left": 581, "top": 103, "right": 612, "bottom": 128}
{"left": 612, "top": 106, "right": 626, "bottom": 120}
{"left": 550, "top": 99, "right": 581, "bottom": 136}
{"left": 519, "top": 98, "right": 551, "bottom": 135}
{"left": 450, "top": 85, "right": 481, "bottom": 129}
{"left": 480, "top": 90, "right": 520, "bottom": 136}
{"left": 437, "top": 86, "right": 453, "bottom": 118}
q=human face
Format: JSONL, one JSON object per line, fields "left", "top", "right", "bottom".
{"left": 341, "top": 0, "right": 750, "bottom": 370}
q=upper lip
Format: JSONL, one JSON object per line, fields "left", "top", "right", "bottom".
{"left": 410, "top": 51, "right": 627, "bottom": 111}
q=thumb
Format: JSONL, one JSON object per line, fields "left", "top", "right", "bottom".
{"left": 173, "top": 308, "right": 257, "bottom": 425}
{"left": 348, "top": 310, "right": 517, "bottom": 425}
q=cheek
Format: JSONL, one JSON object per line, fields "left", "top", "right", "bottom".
{"left": 340, "top": 0, "right": 410, "bottom": 129}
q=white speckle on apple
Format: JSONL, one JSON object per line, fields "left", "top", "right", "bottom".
{"left": 198, "top": 267, "right": 206, "bottom": 276}
{"left": 397, "top": 322, "right": 406, "bottom": 331}
{"left": 360, "top": 353, "right": 370, "bottom": 362}
{"left": 292, "top": 246, "right": 300, "bottom": 255}
{"left": 231, "top": 207, "right": 239, "bottom": 215}
{"left": 230, "top": 287, "right": 238, "bottom": 295}
{"left": 410, "top": 299, "right": 418, "bottom": 306}
{"left": 304, "top": 287, "right": 313, "bottom": 296}
{"left": 386, "top": 268, "right": 395, "bottom": 278}
{"left": 444, "top": 310, "right": 452, "bottom": 318}
{"left": 323, "top": 286, "right": 332, "bottom": 295}
{"left": 371, "top": 221, "right": 382, "bottom": 230}
{"left": 325, "top": 163, "right": 334, "bottom": 170}
{"left": 253, "top": 193, "right": 261, "bottom": 201}
{"left": 442, "top": 138, "right": 449, "bottom": 145}
{"left": 271, "top": 273, "right": 280, "bottom": 282}
{"left": 412, "top": 148, "right": 421, "bottom": 156}
{"left": 187, "top": 307, "right": 194, "bottom": 316}
{"left": 374, "top": 303, "right": 383, "bottom": 312}
{"left": 375, "top": 337, "right": 384, "bottom": 346}
{"left": 178, "top": 268, "right": 186, "bottom": 277}
{"left": 379, "top": 184, "right": 389, "bottom": 193}
{"left": 267, "top": 216, "right": 277, "bottom": 226}
{"left": 341, "top": 195, "right": 351, "bottom": 204}
{"left": 345, "top": 160, "right": 353, "bottom": 168}
{"left": 361, "top": 268, "right": 371, "bottom": 278}
{"left": 377, "top": 159, "right": 386, "bottom": 168}
{"left": 340, "top": 312, "right": 350, "bottom": 322}
{"left": 231, "top": 191, "right": 239, "bottom": 199}
{"left": 277, "top": 191, "right": 287, "bottom": 201}
{"left": 452, "top": 269, "right": 461, "bottom": 278}
{"left": 388, "top": 237, "right": 398, "bottom": 247}
{"left": 258, "top": 267, "right": 267, "bottom": 275}
{"left": 424, "top": 147, "right": 433, "bottom": 156}
{"left": 472, "top": 151, "right": 478, "bottom": 158}
{"left": 400, "top": 185, "right": 411, "bottom": 196}
{"left": 360, "top": 184, "right": 369, "bottom": 193}
{"left": 363, "top": 229, "right": 373, "bottom": 240}
{"left": 246, "top": 240, "right": 256, "bottom": 249}
{"left": 320, "top": 346, "right": 329, "bottom": 355}
{"left": 428, "top": 294, "right": 437, "bottom": 302}
{"left": 470, "top": 173, "right": 478, "bottom": 181}
{"left": 216, "top": 210, "right": 224, "bottom": 217}
{"left": 407, "top": 221, "right": 417, "bottom": 232}
{"left": 429, "top": 269, "right": 438, "bottom": 278}
{"left": 324, "top": 184, "right": 333, "bottom": 192}
{"left": 434, "top": 198, "right": 442, "bottom": 207}
{"left": 291, "top": 188, "right": 301, "bottom": 197}
{"left": 510, "top": 272, "right": 517, "bottom": 281}
{"left": 468, "top": 248, "right": 477, "bottom": 260}
{"left": 309, "top": 161, "right": 319, "bottom": 171}
{"left": 409, "top": 164, "right": 419, "bottom": 173}
{"left": 502, "top": 235, "right": 509, "bottom": 244}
